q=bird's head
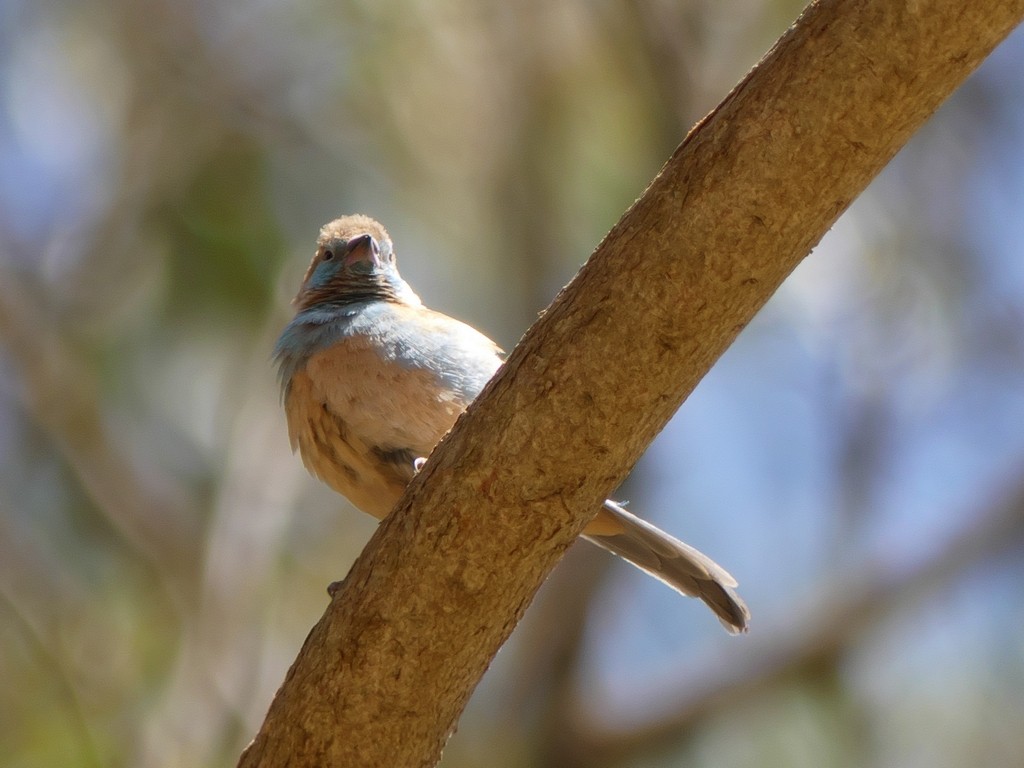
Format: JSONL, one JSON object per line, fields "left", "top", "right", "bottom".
{"left": 293, "top": 214, "right": 413, "bottom": 310}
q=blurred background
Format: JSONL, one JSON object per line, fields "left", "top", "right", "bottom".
{"left": 1, "top": 1, "right": 1023, "bottom": 766}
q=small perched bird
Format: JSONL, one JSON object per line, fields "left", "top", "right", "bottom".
{"left": 275, "top": 215, "right": 749, "bottom": 633}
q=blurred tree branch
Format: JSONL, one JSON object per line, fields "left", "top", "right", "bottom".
{"left": 239, "top": 1, "right": 1024, "bottom": 766}
{"left": 0, "top": 272, "right": 201, "bottom": 598}
{"left": 547, "top": 463, "right": 1024, "bottom": 767}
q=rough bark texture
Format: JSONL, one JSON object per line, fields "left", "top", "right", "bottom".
{"left": 239, "top": 1, "right": 1024, "bottom": 766}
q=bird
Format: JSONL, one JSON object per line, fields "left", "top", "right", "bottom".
{"left": 274, "top": 214, "right": 749, "bottom": 633}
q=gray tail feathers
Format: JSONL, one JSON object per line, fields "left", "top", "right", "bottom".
{"left": 583, "top": 500, "right": 750, "bottom": 634}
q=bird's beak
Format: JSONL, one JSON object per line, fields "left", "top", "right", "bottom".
{"left": 344, "top": 234, "right": 381, "bottom": 268}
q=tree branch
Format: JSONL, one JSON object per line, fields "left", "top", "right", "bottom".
{"left": 239, "top": 1, "right": 1024, "bottom": 765}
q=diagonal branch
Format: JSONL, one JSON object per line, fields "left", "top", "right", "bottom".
{"left": 239, "top": 1, "right": 1024, "bottom": 766}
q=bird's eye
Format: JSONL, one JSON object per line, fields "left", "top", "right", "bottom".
{"left": 322, "top": 249, "right": 334, "bottom": 261}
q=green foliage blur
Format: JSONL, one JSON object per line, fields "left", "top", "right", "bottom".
{"left": 1, "top": 1, "right": 1023, "bottom": 767}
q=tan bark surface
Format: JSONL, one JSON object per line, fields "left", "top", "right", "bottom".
{"left": 239, "top": 1, "right": 1024, "bottom": 765}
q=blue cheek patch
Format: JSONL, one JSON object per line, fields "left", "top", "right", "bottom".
{"left": 308, "top": 260, "right": 340, "bottom": 290}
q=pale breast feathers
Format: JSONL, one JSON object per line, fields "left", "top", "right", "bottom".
{"left": 277, "top": 301, "right": 503, "bottom": 517}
